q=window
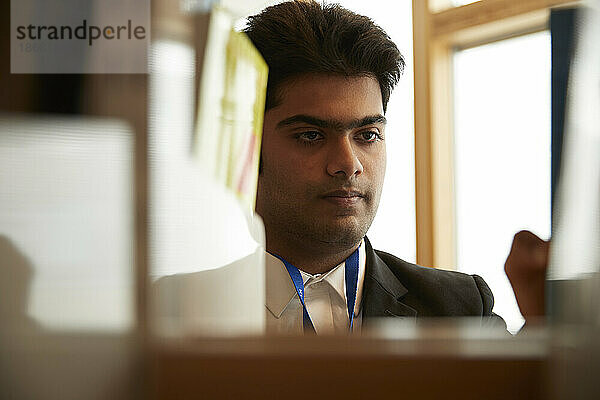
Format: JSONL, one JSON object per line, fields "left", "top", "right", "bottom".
{"left": 413, "top": 0, "right": 571, "bottom": 331}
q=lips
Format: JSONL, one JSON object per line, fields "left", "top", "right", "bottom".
{"left": 321, "top": 189, "right": 365, "bottom": 207}
{"left": 322, "top": 189, "right": 364, "bottom": 198}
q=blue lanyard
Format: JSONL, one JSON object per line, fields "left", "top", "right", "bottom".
{"left": 270, "top": 245, "right": 360, "bottom": 334}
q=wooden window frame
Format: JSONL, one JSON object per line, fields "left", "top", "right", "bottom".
{"left": 412, "top": 0, "right": 576, "bottom": 268}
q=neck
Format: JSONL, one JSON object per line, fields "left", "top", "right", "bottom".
{"left": 267, "top": 237, "right": 361, "bottom": 275}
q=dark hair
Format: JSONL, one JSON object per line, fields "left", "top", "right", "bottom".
{"left": 244, "top": 1, "right": 404, "bottom": 113}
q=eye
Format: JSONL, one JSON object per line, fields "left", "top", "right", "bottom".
{"left": 296, "top": 130, "right": 324, "bottom": 144}
{"left": 357, "top": 130, "right": 383, "bottom": 143}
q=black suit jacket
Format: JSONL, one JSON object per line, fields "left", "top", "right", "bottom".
{"left": 362, "top": 238, "right": 506, "bottom": 328}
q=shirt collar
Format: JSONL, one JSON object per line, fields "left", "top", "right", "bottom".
{"left": 265, "top": 251, "right": 297, "bottom": 318}
{"left": 265, "top": 240, "right": 366, "bottom": 319}
{"left": 300, "top": 263, "right": 346, "bottom": 302}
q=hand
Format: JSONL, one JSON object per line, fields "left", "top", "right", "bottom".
{"left": 504, "top": 230, "right": 549, "bottom": 322}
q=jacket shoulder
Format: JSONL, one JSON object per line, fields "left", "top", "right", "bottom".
{"left": 373, "top": 249, "right": 496, "bottom": 317}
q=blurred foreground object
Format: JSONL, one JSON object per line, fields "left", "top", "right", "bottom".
{"left": 547, "top": 0, "right": 600, "bottom": 327}
{"left": 152, "top": 318, "right": 547, "bottom": 400}
{"left": 193, "top": 5, "right": 268, "bottom": 210}
{"left": 0, "top": 114, "right": 138, "bottom": 398}
{"left": 150, "top": 5, "right": 267, "bottom": 337}
{"left": 544, "top": 2, "right": 600, "bottom": 399}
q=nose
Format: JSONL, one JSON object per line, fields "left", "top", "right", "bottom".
{"left": 326, "top": 136, "right": 364, "bottom": 178}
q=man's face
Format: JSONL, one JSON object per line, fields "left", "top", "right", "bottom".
{"left": 256, "top": 74, "right": 387, "bottom": 251}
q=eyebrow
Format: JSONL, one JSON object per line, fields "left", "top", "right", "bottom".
{"left": 275, "top": 114, "right": 387, "bottom": 131}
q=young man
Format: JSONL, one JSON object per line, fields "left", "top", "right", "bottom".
{"left": 245, "top": 1, "right": 506, "bottom": 334}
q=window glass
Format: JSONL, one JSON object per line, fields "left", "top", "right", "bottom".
{"left": 452, "top": 0, "right": 481, "bottom": 7}
{"left": 453, "top": 32, "right": 551, "bottom": 333}
{"left": 430, "top": 0, "right": 481, "bottom": 13}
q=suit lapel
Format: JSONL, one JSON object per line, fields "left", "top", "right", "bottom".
{"left": 362, "top": 238, "right": 417, "bottom": 320}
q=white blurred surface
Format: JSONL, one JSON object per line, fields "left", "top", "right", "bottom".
{"left": 149, "top": 40, "right": 266, "bottom": 335}
{"left": 0, "top": 114, "right": 135, "bottom": 332}
{"left": 548, "top": 1, "right": 600, "bottom": 326}
{"left": 149, "top": 40, "right": 264, "bottom": 276}
{"left": 549, "top": 1, "right": 600, "bottom": 281}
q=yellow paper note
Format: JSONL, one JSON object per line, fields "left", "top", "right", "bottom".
{"left": 194, "top": 6, "right": 268, "bottom": 211}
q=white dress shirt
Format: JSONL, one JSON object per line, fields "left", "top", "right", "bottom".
{"left": 265, "top": 241, "right": 366, "bottom": 335}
